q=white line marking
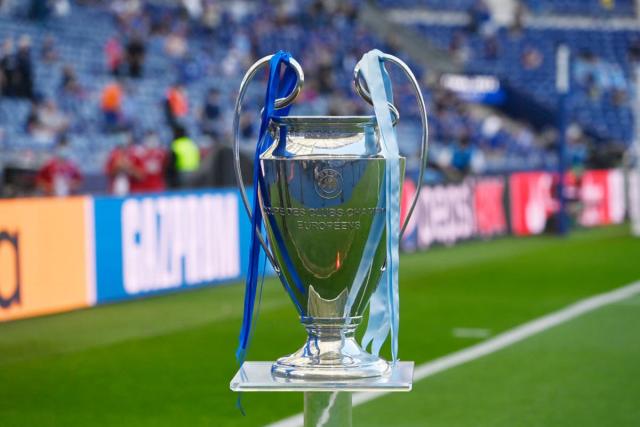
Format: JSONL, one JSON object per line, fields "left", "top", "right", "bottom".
{"left": 266, "top": 280, "right": 640, "bottom": 427}
{"left": 317, "top": 392, "right": 338, "bottom": 427}
{"left": 452, "top": 328, "right": 491, "bottom": 339}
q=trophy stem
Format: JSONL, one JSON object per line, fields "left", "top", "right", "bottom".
{"left": 304, "top": 392, "right": 352, "bottom": 427}
{"left": 271, "top": 317, "right": 390, "bottom": 380}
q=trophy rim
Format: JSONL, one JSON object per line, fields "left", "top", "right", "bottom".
{"left": 271, "top": 115, "right": 377, "bottom": 125}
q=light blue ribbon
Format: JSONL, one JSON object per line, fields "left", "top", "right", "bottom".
{"left": 357, "top": 50, "right": 401, "bottom": 362}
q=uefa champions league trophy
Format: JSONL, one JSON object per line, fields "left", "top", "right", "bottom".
{"left": 230, "top": 50, "right": 427, "bottom": 425}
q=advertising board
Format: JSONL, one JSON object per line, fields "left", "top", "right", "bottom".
{"left": 93, "top": 190, "right": 244, "bottom": 303}
{"left": 405, "top": 177, "right": 507, "bottom": 249}
{"left": 0, "top": 197, "right": 92, "bottom": 321}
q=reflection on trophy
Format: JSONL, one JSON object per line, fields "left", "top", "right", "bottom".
{"left": 233, "top": 51, "right": 428, "bottom": 381}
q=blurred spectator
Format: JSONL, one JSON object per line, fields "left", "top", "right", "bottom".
{"left": 3, "top": 35, "right": 35, "bottom": 99}
{"left": 511, "top": 1, "right": 526, "bottom": 35}
{"left": 221, "top": 48, "right": 244, "bottom": 78}
{"left": 467, "top": 0, "right": 491, "bottom": 34}
{"left": 37, "top": 98, "right": 69, "bottom": 135}
{"left": 449, "top": 31, "right": 470, "bottom": 65}
{"left": 201, "top": 1, "right": 221, "bottom": 32}
{"left": 164, "top": 30, "right": 188, "bottom": 59}
{"left": 164, "top": 82, "right": 189, "bottom": 127}
{"left": 36, "top": 137, "right": 82, "bottom": 196}
{"left": 574, "top": 51, "right": 628, "bottom": 103}
{"left": 105, "top": 35, "right": 124, "bottom": 76}
{"left": 199, "top": 88, "right": 221, "bottom": 139}
{"left": 483, "top": 33, "right": 499, "bottom": 60}
{"left": 125, "top": 33, "right": 146, "bottom": 78}
{"left": 239, "top": 111, "right": 255, "bottom": 141}
{"left": 166, "top": 124, "right": 200, "bottom": 188}
{"left": 607, "top": 63, "right": 628, "bottom": 106}
{"left": 59, "top": 64, "right": 83, "bottom": 98}
{"left": 538, "top": 126, "right": 559, "bottom": 152}
{"left": 182, "top": 0, "right": 202, "bottom": 20}
{"left": 40, "top": 34, "right": 59, "bottom": 64}
{"left": 566, "top": 123, "right": 588, "bottom": 170}
{"left": 111, "top": 0, "right": 143, "bottom": 31}
{"left": 26, "top": 98, "right": 69, "bottom": 144}
{"left": 14, "top": 35, "right": 33, "bottom": 98}
{"left": 26, "top": 99, "right": 50, "bottom": 143}
{"left": 105, "top": 133, "right": 143, "bottom": 195}
{"left": 521, "top": 45, "right": 543, "bottom": 70}
{"left": 451, "top": 136, "right": 474, "bottom": 174}
{"left": 316, "top": 49, "right": 336, "bottom": 94}
{"left": 51, "top": 0, "right": 70, "bottom": 17}
{"left": 101, "top": 79, "right": 125, "bottom": 131}
{"left": 136, "top": 130, "right": 167, "bottom": 192}
{"left": 0, "top": 37, "right": 15, "bottom": 96}
{"left": 574, "top": 50, "right": 601, "bottom": 99}
{"left": 514, "top": 123, "right": 535, "bottom": 153}
{"left": 628, "top": 39, "right": 640, "bottom": 64}
{"left": 28, "top": 0, "right": 49, "bottom": 21}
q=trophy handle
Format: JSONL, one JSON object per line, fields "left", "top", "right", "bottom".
{"left": 353, "top": 53, "right": 429, "bottom": 238}
{"left": 233, "top": 54, "right": 305, "bottom": 268}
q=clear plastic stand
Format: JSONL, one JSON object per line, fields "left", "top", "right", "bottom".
{"left": 231, "top": 361, "right": 414, "bottom": 392}
{"left": 231, "top": 361, "right": 414, "bottom": 427}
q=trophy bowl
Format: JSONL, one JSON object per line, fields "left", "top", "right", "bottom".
{"left": 260, "top": 116, "right": 404, "bottom": 379}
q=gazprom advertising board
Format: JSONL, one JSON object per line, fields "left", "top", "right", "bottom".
{"left": 93, "top": 190, "right": 246, "bottom": 303}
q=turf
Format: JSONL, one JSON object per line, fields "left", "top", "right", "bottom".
{"left": 0, "top": 225, "right": 638, "bottom": 426}
{"left": 357, "top": 293, "right": 640, "bottom": 426}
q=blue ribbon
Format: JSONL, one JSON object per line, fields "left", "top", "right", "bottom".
{"left": 236, "top": 51, "right": 300, "bottom": 364}
{"left": 357, "top": 50, "right": 402, "bottom": 362}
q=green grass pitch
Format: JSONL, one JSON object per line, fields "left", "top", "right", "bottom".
{"left": 0, "top": 225, "right": 638, "bottom": 426}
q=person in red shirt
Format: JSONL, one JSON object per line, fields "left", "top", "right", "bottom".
{"left": 105, "top": 133, "right": 144, "bottom": 195}
{"left": 36, "top": 137, "right": 82, "bottom": 196}
{"left": 133, "top": 130, "right": 167, "bottom": 193}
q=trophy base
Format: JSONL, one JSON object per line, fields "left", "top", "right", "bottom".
{"left": 271, "top": 317, "right": 390, "bottom": 380}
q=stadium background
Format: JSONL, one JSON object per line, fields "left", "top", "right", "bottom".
{"left": 0, "top": 0, "right": 639, "bottom": 426}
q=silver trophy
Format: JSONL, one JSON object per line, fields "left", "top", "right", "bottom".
{"left": 233, "top": 53, "right": 427, "bottom": 380}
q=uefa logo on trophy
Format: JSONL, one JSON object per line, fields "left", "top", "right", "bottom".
{"left": 231, "top": 49, "right": 428, "bottom": 382}
{"left": 314, "top": 168, "right": 343, "bottom": 199}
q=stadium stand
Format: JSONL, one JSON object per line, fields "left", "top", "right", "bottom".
{"left": 379, "top": 0, "right": 640, "bottom": 150}
{"left": 0, "top": 0, "right": 635, "bottom": 195}
{"left": 412, "top": 25, "right": 638, "bottom": 142}
{"left": 1, "top": 0, "right": 397, "bottom": 177}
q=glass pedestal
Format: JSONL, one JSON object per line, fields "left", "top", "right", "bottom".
{"left": 230, "top": 361, "right": 414, "bottom": 427}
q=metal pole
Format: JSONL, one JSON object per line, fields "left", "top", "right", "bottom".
{"left": 556, "top": 44, "right": 570, "bottom": 235}
{"left": 304, "top": 392, "right": 352, "bottom": 427}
